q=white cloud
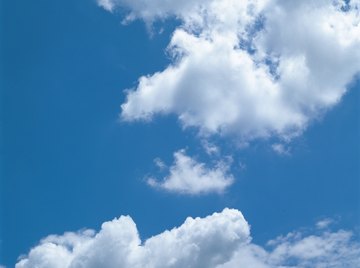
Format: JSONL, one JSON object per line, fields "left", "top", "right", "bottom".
{"left": 238, "top": 161, "right": 247, "bottom": 171}
{"left": 201, "top": 140, "right": 219, "bottom": 155}
{"left": 97, "top": 0, "right": 215, "bottom": 24}
{"left": 100, "top": 0, "right": 360, "bottom": 142}
{"left": 97, "top": 0, "right": 115, "bottom": 12}
{"left": 16, "top": 209, "right": 250, "bottom": 268}
{"left": 153, "top": 157, "right": 166, "bottom": 170}
{"left": 316, "top": 218, "right": 334, "bottom": 229}
{"left": 272, "top": 143, "right": 290, "bottom": 156}
{"left": 264, "top": 229, "right": 360, "bottom": 267}
{"left": 16, "top": 209, "right": 360, "bottom": 268}
{"left": 147, "top": 149, "right": 234, "bottom": 195}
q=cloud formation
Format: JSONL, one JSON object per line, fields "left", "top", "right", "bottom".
{"left": 16, "top": 208, "right": 360, "bottom": 268}
{"left": 147, "top": 149, "right": 234, "bottom": 194}
{"left": 97, "top": 0, "right": 115, "bottom": 12}
{"left": 271, "top": 143, "right": 290, "bottom": 156}
{"left": 100, "top": 0, "right": 360, "bottom": 142}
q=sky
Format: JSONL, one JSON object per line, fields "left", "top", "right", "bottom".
{"left": 1, "top": 0, "right": 360, "bottom": 267}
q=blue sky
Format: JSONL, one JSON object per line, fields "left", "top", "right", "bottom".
{"left": 1, "top": 0, "right": 360, "bottom": 267}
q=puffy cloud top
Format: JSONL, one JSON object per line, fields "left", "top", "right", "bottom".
{"left": 16, "top": 209, "right": 250, "bottom": 268}
{"left": 16, "top": 208, "right": 360, "bottom": 268}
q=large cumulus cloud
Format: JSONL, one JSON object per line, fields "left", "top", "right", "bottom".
{"left": 16, "top": 208, "right": 360, "bottom": 268}
{"left": 100, "top": 0, "right": 360, "bottom": 141}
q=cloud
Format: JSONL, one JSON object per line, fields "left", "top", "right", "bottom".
{"left": 99, "top": 0, "right": 360, "bottom": 142}
{"left": 97, "top": 0, "right": 214, "bottom": 23}
{"left": 153, "top": 157, "right": 166, "bottom": 170}
{"left": 263, "top": 228, "right": 360, "bottom": 268}
{"left": 271, "top": 143, "right": 290, "bottom": 156}
{"left": 315, "top": 218, "right": 334, "bottom": 229}
{"left": 16, "top": 209, "right": 249, "bottom": 268}
{"left": 147, "top": 149, "right": 234, "bottom": 195}
{"left": 16, "top": 209, "right": 360, "bottom": 268}
{"left": 97, "top": 0, "right": 115, "bottom": 12}
{"left": 201, "top": 140, "right": 220, "bottom": 155}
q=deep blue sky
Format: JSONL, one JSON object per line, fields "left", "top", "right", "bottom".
{"left": 1, "top": 0, "right": 359, "bottom": 267}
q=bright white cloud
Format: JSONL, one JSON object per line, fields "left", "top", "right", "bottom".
{"left": 99, "top": 0, "right": 360, "bottom": 142}
{"left": 147, "top": 149, "right": 234, "bottom": 194}
{"left": 16, "top": 209, "right": 250, "bottom": 268}
{"left": 16, "top": 209, "right": 360, "bottom": 268}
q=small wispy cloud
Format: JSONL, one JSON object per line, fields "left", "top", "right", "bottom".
{"left": 153, "top": 157, "right": 166, "bottom": 170}
{"left": 316, "top": 218, "right": 334, "bottom": 229}
{"left": 271, "top": 143, "right": 291, "bottom": 156}
{"left": 201, "top": 140, "right": 219, "bottom": 155}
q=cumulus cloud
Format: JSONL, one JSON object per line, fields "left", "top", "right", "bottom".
{"left": 16, "top": 209, "right": 360, "bottom": 268}
{"left": 99, "top": 0, "right": 360, "bottom": 142}
{"left": 147, "top": 149, "right": 234, "bottom": 194}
